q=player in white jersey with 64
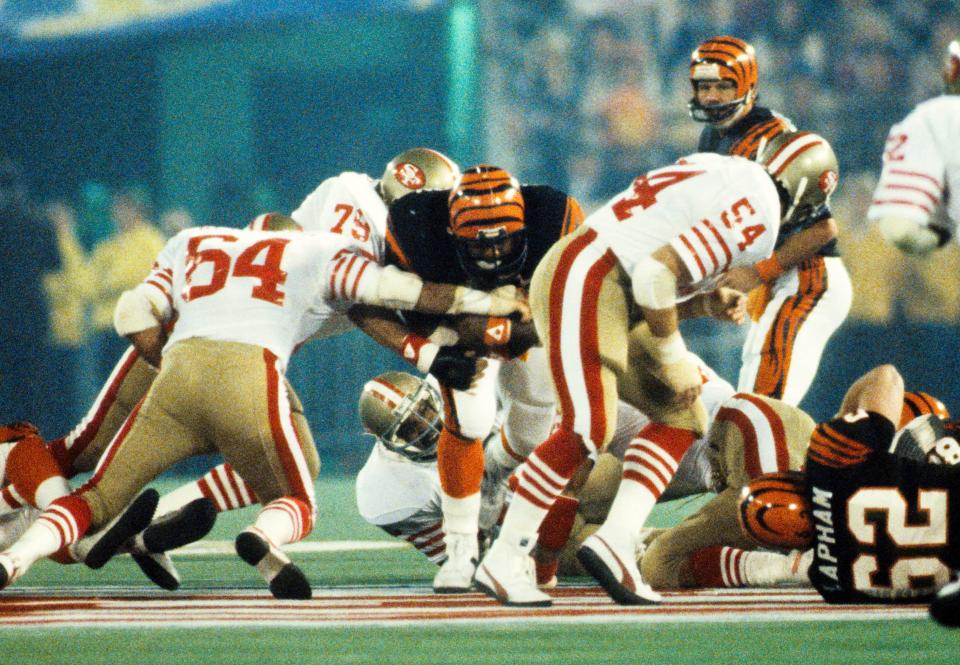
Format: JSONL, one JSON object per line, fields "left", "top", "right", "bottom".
{"left": 0, "top": 218, "right": 529, "bottom": 597}
{"left": 476, "top": 132, "right": 840, "bottom": 607}
{"left": 870, "top": 38, "right": 960, "bottom": 255}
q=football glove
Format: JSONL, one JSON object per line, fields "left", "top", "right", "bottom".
{"left": 428, "top": 346, "right": 481, "bottom": 391}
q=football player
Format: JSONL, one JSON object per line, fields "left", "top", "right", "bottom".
{"left": 688, "top": 36, "right": 852, "bottom": 406}
{"left": 740, "top": 365, "right": 960, "bottom": 604}
{"left": 0, "top": 215, "right": 529, "bottom": 596}
{"left": 349, "top": 164, "right": 584, "bottom": 594}
{"left": 475, "top": 133, "right": 841, "bottom": 608}
{"left": 869, "top": 38, "right": 960, "bottom": 255}
{"left": 556, "top": 389, "right": 950, "bottom": 591}
{"left": 0, "top": 149, "right": 461, "bottom": 586}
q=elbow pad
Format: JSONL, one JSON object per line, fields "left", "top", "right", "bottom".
{"left": 631, "top": 256, "right": 677, "bottom": 309}
{"left": 114, "top": 285, "right": 165, "bottom": 336}
{"left": 877, "top": 217, "right": 948, "bottom": 255}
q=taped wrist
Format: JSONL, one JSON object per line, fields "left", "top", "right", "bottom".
{"left": 400, "top": 334, "right": 440, "bottom": 373}
{"left": 637, "top": 325, "right": 688, "bottom": 365}
{"left": 369, "top": 264, "right": 425, "bottom": 309}
{"left": 447, "top": 286, "right": 493, "bottom": 316}
{"left": 631, "top": 257, "right": 677, "bottom": 309}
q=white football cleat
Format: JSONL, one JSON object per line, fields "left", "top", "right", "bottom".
{"left": 432, "top": 531, "right": 478, "bottom": 594}
{"left": 475, "top": 538, "right": 552, "bottom": 607}
{"left": 577, "top": 531, "right": 661, "bottom": 605}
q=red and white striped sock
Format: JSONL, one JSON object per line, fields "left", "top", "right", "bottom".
{"left": 252, "top": 497, "right": 315, "bottom": 547}
{"left": 402, "top": 521, "right": 446, "bottom": 565}
{"left": 5, "top": 495, "right": 91, "bottom": 571}
{"left": 690, "top": 546, "right": 805, "bottom": 587}
{"left": 4, "top": 437, "right": 71, "bottom": 509}
{"left": 601, "top": 423, "right": 695, "bottom": 541}
{"left": 498, "top": 428, "right": 586, "bottom": 550}
{"left": 159, "top": 463, "right": 258, "bottom": 516}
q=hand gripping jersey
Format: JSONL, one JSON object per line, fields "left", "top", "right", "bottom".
{"left": 291, "top": 171, "right": 388, "bottom": 261}
{"left": 586, "top": 153, "right": 781, "bottom": 296}
{"left": 867, "top": 96, "right": 960, "bottom": 234}
{"left": 805, "top": 410, "right": 960, "bottom": 603}
{"left": 143, "top": 226, "right": 385, "bottom": 369}
{"left": 385, "top": 185, "right": 582, "bottom": 287}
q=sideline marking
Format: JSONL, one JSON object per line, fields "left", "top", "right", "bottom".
{"left": 174, "top": 540, "right": 407, "bottom": 555}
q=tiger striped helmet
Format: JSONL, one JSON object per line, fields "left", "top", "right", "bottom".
{"left": 899, "top": 391, "right": 950, "bottom": 429}
{"left": 737, "top": 471, "right": 813, "bottom": 550}
{"left": 688, "top": 35, "right": 758, "bottom": 124}
{"left": 380, "top": 147, "right": 460, "bottom": 206}
{"left": 447, "top": 164, "right": 527, "bottom": 286}
{"left": 757, "top": 130, "right": 839, "bottom": 228}
{"left": 945, "top": 39, "right": 960, "bottom": 95}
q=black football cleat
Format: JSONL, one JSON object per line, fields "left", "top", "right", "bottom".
{"left": 236, "top": 528, "right": 311, "bottom": 600}
{"left": 85, "top": 489, "right": 160, "bottom": 570}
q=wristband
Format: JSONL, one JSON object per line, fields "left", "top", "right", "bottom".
{"left": 483, "top": 317, "right": 512, "bottom": 347}
{"left": 400, "top": 334, "right": 440, "bottom": 373}
{"left": 754, "top": 254, "right": 784, "bottom": 283}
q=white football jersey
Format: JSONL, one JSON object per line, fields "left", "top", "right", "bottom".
{"left": 291, "top": 171, "right": 388, "bottom": 261}
{"left": 144, "top": 226, "right": 382, "bottom": 369}
{"left": 867, "top": 95, "right": 960, "bottom": 232}
{"left": 586, "top": 154, "right": 781, "bottom": 296}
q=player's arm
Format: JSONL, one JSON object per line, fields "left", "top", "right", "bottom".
{"left": 877, "top": 216, "right": 951, "bottom": 255}
{"left": 677, "top": 287, "right": 746, "bottom": 324}
{"left": 720, "top": 217, "right": 838, "bottom": 292}
{"left": 112, "top": 240, "right": 177, "bottom": 367}
{"left": 630, "top": 245, "right": 701, "bottom": 405}
{"left": 836, "top": 364, "right": 904, "bottom": 425}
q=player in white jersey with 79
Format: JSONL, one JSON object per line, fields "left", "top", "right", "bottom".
{"left": 870, "top": 38, "right": 960, "bottom": 255}
{"left": 477, "top": 133, "right": 839, "bottom": 607}
{"left": 0, "top": 218, "right": 528, "bottom": 597}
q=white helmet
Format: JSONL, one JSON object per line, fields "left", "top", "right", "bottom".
{"left": 358, "top": 371, "right": 442, "bottom": 461}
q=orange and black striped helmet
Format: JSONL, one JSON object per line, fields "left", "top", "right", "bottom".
{"left": 447, "top": 164, "right": 527, "bottom": 286}
{"left": 688, "top": 35, "right": 758, "bottom": 124}
{"left": 899, "top": 391, "right": 950, "bottom": 429}
{"left": 737, "top": 471, "right": 813, "bottom": 550}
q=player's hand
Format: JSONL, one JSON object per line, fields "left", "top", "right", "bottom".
{"left": 429, "top": 346, "right": 486, "bottom": 391}
{"left": 705, "top": 287, "right": 747, "bottom": 324}
{"left": 718, "top": 265, "right": 762, "bottom": 293}
{"left": 656, "top": 358, "right": 703, "bottom": 406}
{"left": 488, "top": 285, "right": 531, "bottom": 322}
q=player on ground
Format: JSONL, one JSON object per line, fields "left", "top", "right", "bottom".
{"left": 0, "top": 216, "right": 529, "bottom": 597}
{"left": 351, "top": 164, "right": 583, "bottom": 593}
{"left": 740, "top": 365, "right": 960, "bottom": 605}
{"left": 689, "top": 36, "right": 852, "bottom": 405}
{"left": 476, "top": 132, "right": 838, "bottom": 608}
{"left": 869, "top": 38, "right": 960, "bottom": 255}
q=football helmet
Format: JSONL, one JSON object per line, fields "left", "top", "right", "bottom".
{"left": 358, "top": 371, "right": 442, "bottom": 462}
{"left": 757, "top": 130, "right": 839, "bottom": 229}
{"left": 687, "top": 36, "right": 758, "bottom": 125}
{"left": 737, "top": 471, "right": 813, "bottom": 550}
{"left": 899, "top": 390, "right": 950, "bottom": 429}
{"left": 448, "top": 164, "right": 527, "bottom": 287}
{"left": 246, "top": 212, "right": 302, "bottom": 231}
{"left": 379, "top": 147, "right": 460, "bottom": 206}
{"left": 945, "top": 39, "right": 960, "bottom": 95}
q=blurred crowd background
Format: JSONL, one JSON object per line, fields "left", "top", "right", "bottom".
{"left": 1, "top": 0, "right": 958, "bottom": 473}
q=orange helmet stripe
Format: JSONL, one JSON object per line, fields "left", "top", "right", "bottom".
{"left": 448, "top": 165, "right": 525, "bottom": 238}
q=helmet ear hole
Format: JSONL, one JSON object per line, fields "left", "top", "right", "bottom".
{"left": 738, "top": 471, "right": 813, "bottom": 550}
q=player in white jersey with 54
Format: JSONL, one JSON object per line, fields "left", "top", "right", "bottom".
{"left": 476, "top": 132, "right": 839, "bottom": 607}
{"left": 0, "top": 219, "right": 529, "bottom": 597}
{"left": 871, "top": 38, "right": 960, "bottom": 254}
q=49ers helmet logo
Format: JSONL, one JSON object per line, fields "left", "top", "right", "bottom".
{"left": 393, "top": 162, "right": 427, "bottom": 190}
{"left": 819, "top": 169, "right": 839, "bottom": 196}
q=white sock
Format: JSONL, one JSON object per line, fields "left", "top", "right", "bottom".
{"left": 33, "top": 476, "right": 71, "bottom": 510}
{"left": 497, "top": 493, "right": 549, "bottom": 553}
{"left": 155, "top": 481, "right": 205, "bottom": 518}
{"left": 441, "top": 491, "right": 481, "bottom": 536}
{"left": 599, "top": 480, "right": 657, "bottom": 544}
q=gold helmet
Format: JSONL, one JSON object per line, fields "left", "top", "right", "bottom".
{"left": 246, "top": 212, "right": 302, "bottom": 231}
{"left": 757, "top": 131, "right": 839, "bottom": 228}
{"left": 945, "top": 39, "right": 960, "bottom": 95}
{"left": 379, "top": 147, "right": 460, "bottom": 206}
{"left": 358, "top": 371, "right": 442, "bottom": 461}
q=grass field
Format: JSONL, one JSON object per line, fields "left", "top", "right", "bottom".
{"left": 1, "top": 476, "right": 957, "bottom": 665}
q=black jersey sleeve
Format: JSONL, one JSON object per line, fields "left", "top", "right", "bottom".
{"left": 385, "top": 190, "right": 468, "bottom": 284}
{"left": 807, "top": 411, "right": 896, "bottom": 469}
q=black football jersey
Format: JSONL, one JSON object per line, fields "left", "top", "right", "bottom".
{"left": 698, "top": 105, "right": 837, "bottom": 256}
{"left": 385, "top": 185, "right": 580, "bottom": 288}
{"left": 805, "top": 410, "right": 960, "bottom": 603}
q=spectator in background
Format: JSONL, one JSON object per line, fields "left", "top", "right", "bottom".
{"left": 86, "top": 186, "right": 166, "bottom": 383}
{"left": 0, "top": 155, "right": 61, "bottom": 434}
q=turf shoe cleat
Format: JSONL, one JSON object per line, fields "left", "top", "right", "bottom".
{"left": 474, "top": 539, "right": 552, "bottom": 607}
{"left": 236, "top": 527, "right": 311, "bottom": 600}
{"left": 432, "top": 531, "right": 478, "bottom": 594}
{"left": 577, "top": 531, "right": 661, "bottom": 606}
{"left": 84, "top": 489, "right": 160, "bottom": 570}
{"left": 132, "top": 551, "right": 181, "bottom": 591}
